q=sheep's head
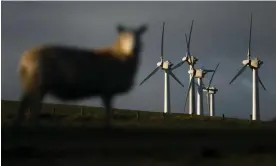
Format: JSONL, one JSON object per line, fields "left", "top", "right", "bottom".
{"left": 113, "top": 24, "right": 148, "bottom": 57}
{"left": 117, "top": 31, "right": 135, "bottom": 56}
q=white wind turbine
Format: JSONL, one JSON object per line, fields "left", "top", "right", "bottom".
{"left": 198, "top": 63, "right": 220, "bottom": 117}
{"left": 139, "top": 22, "right": 184, "bottom": 114}
{"left": 193, "top": 64, "right": 215, "bottom": 115}
{"left": 171, "top": 20, "right": 198, "bottom": 115}
{"left": 229, "top": 13, "right": 266, "bottom": 121}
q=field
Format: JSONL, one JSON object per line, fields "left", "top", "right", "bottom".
{"left": 2, "top": 100, "right": 276, "bottom": 166}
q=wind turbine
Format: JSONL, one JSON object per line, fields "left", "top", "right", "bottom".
{"left": 229, "top": 13, "right": 266, "bottom": 121}
{"left": 200, "top": 63, "right": 220, "bottom": 117}
{"left": 193, "top": 64, "right": 215, "bottom": 115}
{"left": 139, "top": 22, "right": 184, "bottom": 114}
{"left": 171, "top": 20, "right": 198, "bottom": 115}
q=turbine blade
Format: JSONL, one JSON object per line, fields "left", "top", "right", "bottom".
{"left": 207, "top": 62, "right": 220, "bottom": 88}
{"left": 184, "top": 74, "right": 195, "bottom": 113}
{"left": 185, "top": 33, "right": 188, "bottom": 45}
{"left": 258, "top": 76, "right": 266, "bottom": 91}
{"left": 168, "top": 71, "right": 184, "bottom": 87}
{"left": 183, "top": 89, "right": 190, "bottom": 113}
{"left": 161, "top": 22, "right": 165, "bottom": 61}
{"left": 185, "top": 32, "right": 195, "bottom": 71}
{"left": 248, "top": 13, "right": 253, "bottom": 58}
{"left": 204, "top": 69, "right": 215, "bottom": 73}
{"left": 202, "top": 82, "right": 207, "bottom": 88}
{"left": 229, "top": 64, "right": 247, "bottom": 85}
{"left": 188, "top": 20, "right": 194, "bottom": 50}
{"left": 185, "top": 33, "right": 190, "bottom": 56}
{"left": 139, "top": 67, "right": 160, "bottom": 86}
{"left": 171, "top": 61, "right": 184, "bottom": 70}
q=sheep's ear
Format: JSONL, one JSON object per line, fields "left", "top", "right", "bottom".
{"left": 137, "top": 24, "right": 148, "bottom": 35}
{"left": 117, "top": 24, "right": 125, "bottom": 33}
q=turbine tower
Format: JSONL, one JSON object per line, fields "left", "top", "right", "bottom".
{"left": 229, "top": 13, "right": 266, "bottom": 121}
{"left": 204, "top": 87, "right": 218, "bottom": 117}
{"left": 139, "top": 22, "right": 184, "bottom": 114}
{"left": 193, "top": 65, "right": 215, "bottom": 115}
{"left": 171, "top": 20, "right": 198, "bottom": 115}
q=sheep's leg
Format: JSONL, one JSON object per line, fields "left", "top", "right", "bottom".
{"left": 11, "top": 93, "right": 33, "bottom": 144}
{"left": 29, "top": 91, "right": 45, "bottom": 128}
{"left": 13, "top": 92, "right": 32, "bottom": 127}
{"left": 30, "top": 97, "right": 43, "bottom": 128}
{"left": 101, "top": 95, "right": 113, "bottom": 129}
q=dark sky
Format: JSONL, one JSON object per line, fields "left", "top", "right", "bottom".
{"left": 2, "top": 1, "right": 276, "bottom": 120}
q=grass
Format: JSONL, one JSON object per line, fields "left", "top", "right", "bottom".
{"left": 2, "top": 99, "right": 276, "bottom": 166}
{"left": 1, "top": 100, "right": 269, "bottom": 128}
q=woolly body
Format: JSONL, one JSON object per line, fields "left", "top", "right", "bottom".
{"left": 19, "top": 45, "right": 137, "bottom": 100}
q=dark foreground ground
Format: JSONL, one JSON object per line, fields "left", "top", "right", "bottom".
{"left": 2, "top": 100, "right": 276, "bottom": 165}
{"left": 3, "top": 125, "right": 276, "bottom": 166}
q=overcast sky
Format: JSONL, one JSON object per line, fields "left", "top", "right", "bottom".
{"left": 2, "top": 1, "right": 276, "bottom": 120}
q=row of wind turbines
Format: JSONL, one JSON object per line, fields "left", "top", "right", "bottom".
{"left": 139, "top": 14, "right": 266, "bottom": 121}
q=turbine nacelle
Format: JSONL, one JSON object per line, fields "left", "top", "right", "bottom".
{"left": 195, "top": 68, "right": 215, "bottom": 78}
{"left": 204, "top": 86, "right": 218, "bottom": 94}
{"left": 157, "top": 60, "right": 173, "bottom": 70}
{"left": 195, "top": 69, "right": 204, "bottom": 78}
{"left": 162, "top": 61, "right": 173, "bottom": 70}
{"left": 251, "top": 57, "right": 263, "bottom": 69}
{"left": 242, "top": 57, "right": 263, "bottom": 69}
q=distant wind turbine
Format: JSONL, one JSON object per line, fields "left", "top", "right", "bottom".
{"left": 200, "top": 63, "right": 220, "bottom": 117}
{"left": 139, "top": 22, "right": 184, "bottom": 114}
{"left": 229, "top": 13, "right": 266, "bottom": 121}
{"left": 171, "top": 20, "right": 198, "bottom": 115}
{"left": 193, "top": 64, "right": 215, "bottom": 115}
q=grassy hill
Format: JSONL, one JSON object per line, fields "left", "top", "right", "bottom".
{"left": 2, "top": 99, "right": 276, "bottom": 165}
{"left": 1, "top": 99, "right": 270, "bottom": 129}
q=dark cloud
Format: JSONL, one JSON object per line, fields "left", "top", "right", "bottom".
{"left": 2, "top": 1, "right": 276, "bottom": 120}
